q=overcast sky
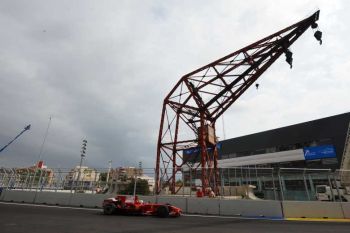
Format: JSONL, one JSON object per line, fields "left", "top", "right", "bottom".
{"left": 0, "top": 0, "right": 349, "bottom": 169}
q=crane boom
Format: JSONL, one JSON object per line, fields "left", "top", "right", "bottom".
{"left": 0, "top": 125, "right": 31, "bottom": 153}
{"left": 155, "top": 11, "right": 322, "bottom": 194}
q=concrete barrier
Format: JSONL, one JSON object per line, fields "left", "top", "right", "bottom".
{"left": 35, "top": 192, "right": 72, "bottom": 206}
{"left": 0, "top": 188, "right": 5, "bottom": 201}
{"left": 282, "top": 201, "right": 345, "bottom": 219}
{"left": 138, "top": 195, "right": 157, "bottom": 203}
{"left": 85, "top": 194, "right": 158, "bottom": 208}
{"left": 157, "top": 196, "right": 187, "bottom": 213}
{"left": 2, "top": 190, "right": 36, "bottom": 203}
{"left": 341, "top": 202, "right": 350, "bottom": 219}
{"left": 187, "top": 197, "right": 220, "bottom": 215}
{"left": 0, "top": 189, "right": 5, "bottom": 201}
{"left": 70, "top": 193, "right": 109, "bottom": 208}
{"left": 2, "top": 190, "right": 349, "bottom": 220}
{"left": 220, "top": 199, "right": 283, "bottom": 218}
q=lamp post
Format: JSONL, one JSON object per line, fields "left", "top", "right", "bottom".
{"left": 76, "top": 139, "right": 87, "bottom": 191}
{"left": 106, "top": 160, "right": 112, "bottom": 185}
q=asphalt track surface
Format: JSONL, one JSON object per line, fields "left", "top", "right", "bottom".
{"left": 0, "top": 202, "right": 349, "bottom": 233}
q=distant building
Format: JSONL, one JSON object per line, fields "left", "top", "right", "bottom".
{"left": 110, "top": 167, "right": 143, "bottom": 181}
{"left": 184, "top": 112, "right": 350, "bottom": 170}
{"left": 104, "top": 167, "right": 154, "bottom": 192}
{"left": 0, "top": 161, "right": 54, "bottom": 189}
{"left": 65, "top": 166, "right": 100, "bottom": 182}
{"left": 64, "top": 166, "right": 100, "bottom": 190}
{"left": 14, "top": 161, "right": 54, "bottom": 186}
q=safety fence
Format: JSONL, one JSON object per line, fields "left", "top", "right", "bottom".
{"left": 0, "top": 167, "right": 156, "bottom": 195}
{"left": 1, "top": 167, "right": 349, "bottom": 202}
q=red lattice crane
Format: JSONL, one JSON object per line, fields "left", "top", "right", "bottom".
{"left": 155, "top": 11, "right": 322, "bottom": 194}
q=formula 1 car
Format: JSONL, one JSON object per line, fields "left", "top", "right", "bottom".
{"left": 102, "top": 195, "right": 182, "bottom": 217}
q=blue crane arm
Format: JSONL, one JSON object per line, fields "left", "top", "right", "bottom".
{"left": 0, "top": 125, "right": 31, "bottom": 153}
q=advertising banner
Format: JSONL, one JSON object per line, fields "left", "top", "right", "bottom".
{"left": 303, "top": 145, "right": 336, "bottom": 160}
{"left": 183, "top": 143, "right": 221, "bottom": 155}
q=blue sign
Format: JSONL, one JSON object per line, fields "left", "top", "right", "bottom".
{"left": 183, "top": 143, "right": 221, "bottom": 155}
{"left": 183, "top": 147, "right": 200, "bottom": 155}
{"left": 303, "top": 145, "right": 336, "bottom": 160}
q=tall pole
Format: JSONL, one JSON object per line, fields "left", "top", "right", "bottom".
{"left": 31, "top": 116, "right": 52, "bottom": 190}
{"left": 106, "top": 160, "right": 112, "bottom": 186}
{"left": 133, "top": 172, "right": 138, "bottom": 204}
{"left": 77, "top": 139, "right": 87, "bottom": 191}
{"left": 78, "top": 155, "right": 84, "bottom": 190}
{"left": 199, "top": 111, "right": 208, "bottom": 193}
{"left": 37, "top": 116, "right": 52, "bottom": 164}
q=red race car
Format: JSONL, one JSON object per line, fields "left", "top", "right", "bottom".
{"left": 102, "top": 195, "right": 182, "bottom": 217}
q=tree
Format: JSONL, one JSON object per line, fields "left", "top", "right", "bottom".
{"left": 121, "top": 178, "right": 150, "bottom": 195}
{"left": 99, "top": 172, "right": 107, "bottom": 182}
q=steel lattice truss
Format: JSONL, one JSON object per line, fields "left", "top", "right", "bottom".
{"left": 155, "top": 11, "right": 321, "bottom": 194}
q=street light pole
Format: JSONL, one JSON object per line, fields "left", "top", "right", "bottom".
{"left": 76, "top": 139, "right": 87, "bottom": 192}
{"left": 106, "top": 160, "right": 112, "bottom": 185}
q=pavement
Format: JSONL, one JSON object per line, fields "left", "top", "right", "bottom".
{"left": 0, "top": 202, "right": 350, "bottom": 233}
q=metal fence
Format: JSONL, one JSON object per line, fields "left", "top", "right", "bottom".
{"left": 1, "top": 167, "right": 349, "bottom": 202}
{"left": 0, "top": 167, "right": 157, "bottom": 195}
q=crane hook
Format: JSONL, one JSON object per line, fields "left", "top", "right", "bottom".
{"left": 285, "top": 49, "right": 293, "bottom": 69}
{"left": 314, "top": 30, "right": 322, "bottom": 45}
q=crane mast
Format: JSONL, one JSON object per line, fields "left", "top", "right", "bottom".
{"left": 155, "top": 11, "right": 322, "bottom": 194}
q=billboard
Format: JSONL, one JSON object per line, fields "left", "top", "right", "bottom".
{"left": 303, "top": 145, "right": 336, "bottom": 160}
{"left": 183, "top": 143, "right": 222, "bottom": 156}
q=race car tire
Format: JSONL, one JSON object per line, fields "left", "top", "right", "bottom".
{"left": 157, "top": 205, "right": 169, "bottom": 218}
{"left": 103, "top": 204, "right": 116, "bottom": 215}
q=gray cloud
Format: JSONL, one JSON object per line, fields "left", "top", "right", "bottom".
{"left": 0, "top": 0, "right": 349, "bottom": 169}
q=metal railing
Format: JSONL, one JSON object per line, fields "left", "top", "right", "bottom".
{"left": 1, "top": 167, "right": 349, "bottom": 202}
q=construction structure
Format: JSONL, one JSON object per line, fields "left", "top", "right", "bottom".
{"left": 155, "top": 11, "right": 323, "bottom": 194}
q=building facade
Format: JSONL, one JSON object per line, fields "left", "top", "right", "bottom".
{"left": 184, "top": 112, "right": 350, "bottom": 170}
{"left": 64, "top": 166, "right": 100, "bottom": 190}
